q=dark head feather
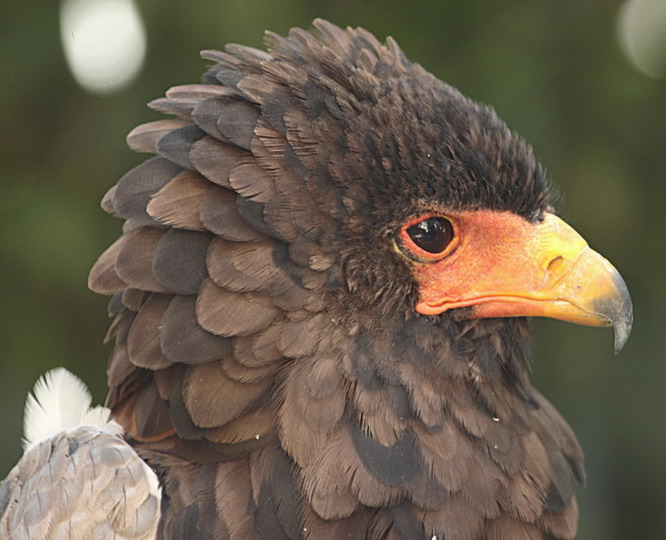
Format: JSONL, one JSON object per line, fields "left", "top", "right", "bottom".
{"left": 197, "top": 19, "right": 554, "bottom": 324}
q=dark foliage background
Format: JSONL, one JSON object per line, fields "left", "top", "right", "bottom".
{"left": 1, "top": 1, "right": 664, "bottom": 538}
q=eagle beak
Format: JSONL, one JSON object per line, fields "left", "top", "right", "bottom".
{"left": 415, "top": 212, "right": 633, "bottom": 353}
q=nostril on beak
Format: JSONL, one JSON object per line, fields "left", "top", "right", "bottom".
{"left": 547, "top": 255, "right": 564, "bottom": 273}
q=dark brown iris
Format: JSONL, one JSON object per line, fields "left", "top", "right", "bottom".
{"left": 407, "top": 217, "right": 453, "bottom": 254}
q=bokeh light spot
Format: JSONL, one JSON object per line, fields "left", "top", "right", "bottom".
{"left": 617, "top": 0, "right": 666, "bottom": 79}
{"left": 60, "top": 0, "right": 147, "bottom": 94}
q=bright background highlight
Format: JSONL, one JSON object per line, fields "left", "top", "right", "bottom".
{"left": 60, "top": 0, "right": 146, "bottom": 94}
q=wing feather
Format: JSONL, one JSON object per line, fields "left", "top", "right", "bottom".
{"left": 0, "top": 370, "right": 160, "bottom": 540}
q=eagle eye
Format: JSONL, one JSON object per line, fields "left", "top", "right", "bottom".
{"left": 407, "top": 217, "right": 453, "bottom": 253}
{"left": 402, "top": 216, "right": 454, "bottom": 260}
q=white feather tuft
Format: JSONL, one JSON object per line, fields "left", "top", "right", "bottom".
{"left": 22, "top": 368, "right": 122, "bottom": 450}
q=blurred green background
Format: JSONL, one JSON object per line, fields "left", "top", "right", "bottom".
{"left": 1, "top": 1, "right": 664, "bottom": 538}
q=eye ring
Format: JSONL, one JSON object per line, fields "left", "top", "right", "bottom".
{"left": 397, "top": 215, "right": 457, "bottom": 262}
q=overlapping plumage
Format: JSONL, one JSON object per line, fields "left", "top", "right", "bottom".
{"left": 2, "top": 19, "right": 632, "bottom": 540}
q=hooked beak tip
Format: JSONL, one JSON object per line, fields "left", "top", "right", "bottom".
{"left": 607, "top": 272, "right": 633, "bottom": 354}
{"left": 589, "top": 266, "right": 633, "bottom": 354}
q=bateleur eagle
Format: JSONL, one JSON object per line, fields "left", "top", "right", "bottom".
{"left": 3, "top": 19, "right": 633, "bottom": 540}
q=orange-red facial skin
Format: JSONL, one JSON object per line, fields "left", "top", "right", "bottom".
{"left": 406, "top": 210, "right": 626, "bottom": 331}
{"left": 409, "top": 210, "right": 564, "bottom": 313}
